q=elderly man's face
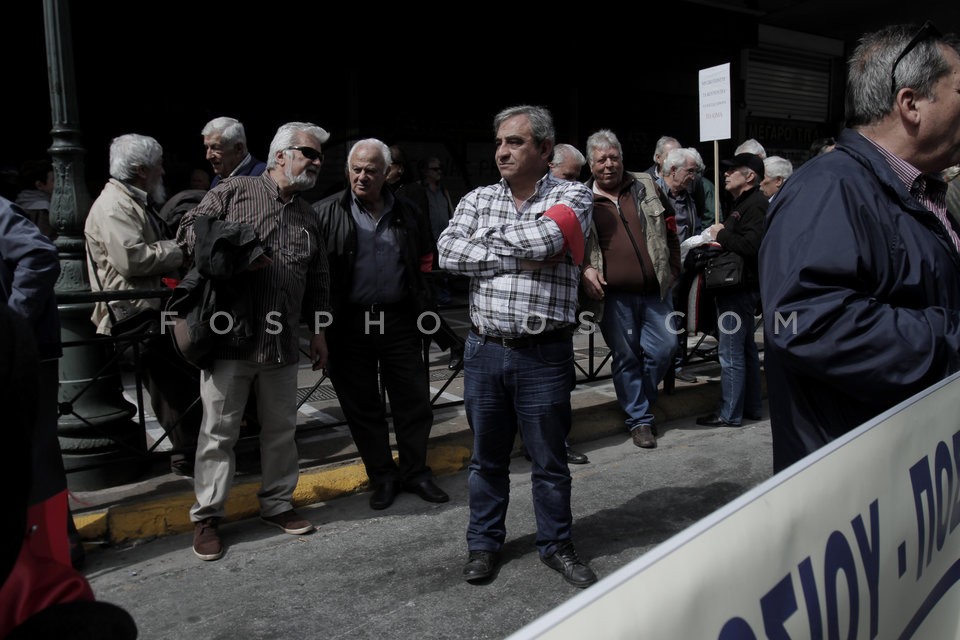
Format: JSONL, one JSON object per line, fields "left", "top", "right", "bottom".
{"left": 204, "top": 132, "right": 246, "bottom": 179}
{"left": 665, "top": 160, "right": 700, "bottom": 194}
{"left": 590, "top": 146, "right": 624, "bottom": 191}
{"left": 282, "top": 134, "right": 324, "bottom": 191}
{"left": 550, "top": 156, "right": 582, "bottom": 181}
{"left": 349, "top": 143, "right": 388, "bottom": 204}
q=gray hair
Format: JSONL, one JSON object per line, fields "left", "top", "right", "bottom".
{"left": 201, "top": 116, "right": 247, "bottom": 146}
{"left": 552, "top": 143, "right": 586, "bottom": 168}
{"left": 266, "top": 122, "right": 331, "bottom": 169}
{"left": 109, "top": 134, "right": 162, "bottom": 181}
{"left": 662, "top": 147, "right": 703, "bottom": 174}
{"left": 585, "top": 129, "right": 623, "bottom": 163}
{"left": 347, "top": 138, "right": 392, "bottom": 168}
{"left": 493, "top": 105, "right": 555, "bottom": 145}
{"left": 653, "top": 135, "right": 680, "bottom": 163}
{"left": 763, "top": 156, "right": 794, "bottom": 180}
{"left": 735, "top": 138, "right": 766, "bottom": 159}
{"left": 846, "top": 23, "right": 960, "bottom": 127}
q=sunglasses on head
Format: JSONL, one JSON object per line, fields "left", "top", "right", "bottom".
{"left": 286, "top": 146, "right": 324, "bottom": 161}
{"left": 890, "top": 21, "right": 942, "bottom": 97}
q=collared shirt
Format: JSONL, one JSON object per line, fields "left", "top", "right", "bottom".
{"left": 437, "top": 172, "right": 593, "bottom": 336}
{"left": 177, "top": 173, "right": 330, "bottom": 365}
{"left": 665, "top": 187, "right": 699, "bottom": 243}
{"left": 862, "top": 133, "right": 960, "bottom": 252}
{"left": 348, "top": 189, "right": 405, "bottom": 305}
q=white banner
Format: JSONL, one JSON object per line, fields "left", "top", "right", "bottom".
{"left": 509, "top": 374, "right": 960, "bottom": 639}
{"left": 699, "top": 63, "right": 732, "bottom": 142}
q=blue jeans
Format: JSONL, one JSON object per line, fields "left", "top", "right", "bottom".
{"left": 463, "top": 331, "right": 575, "bottom": 559}
{"left": 599, "top": 292, "right": 677, "bottom": 430}
{"left": 715, "top": 289, "right": 762, "bottom": 425}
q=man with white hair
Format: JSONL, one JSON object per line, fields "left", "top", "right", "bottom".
{"left": 84, "top": 134, "right": 199, "bottom": 476}
{"left": 549, "top": 143, "right": 587, "bottom": 181}
{"left": 581, "top": 129, "right": 680, "bottom": 450}
{"left": 735, "top": 138, "right": 767, "bottom": 159}
{"left": 760, "top": 156, "right": 793, "bottom": 200}
{"left": 660, "top": 147, "right": 706, "bottom": 243}
{"left": 314, "top": 139, "right": 450, "bottom": 511}
{"left": 202, "top": 116, "right": 266, "bottom": 188}
{"left": 177, "top": 122, "right": 332, "bottom": 561}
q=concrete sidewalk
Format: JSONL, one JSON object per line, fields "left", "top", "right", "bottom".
{"left": 69, "top": 349, "right": 730, "bottom": 546}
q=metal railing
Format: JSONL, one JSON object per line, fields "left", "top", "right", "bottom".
{"left": 56, "top": 287, "right": 725, "bottom": 488}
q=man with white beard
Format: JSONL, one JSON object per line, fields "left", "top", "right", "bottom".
{"left": 85, "top": 133, "right": 182, "bottom": 335}
{"left": 176, "top": 122, "right": 332, "bottom": 561}
{"left": 84, "top": 133, "right": 202, "bottom": 476}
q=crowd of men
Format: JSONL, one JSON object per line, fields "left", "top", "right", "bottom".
{"left": 5, "top": 22, "right": 960, "bottom": 636}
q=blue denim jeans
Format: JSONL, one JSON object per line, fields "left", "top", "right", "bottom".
{"left": 462, "top": 331, "right": 575, "bottom": 559}
{"left": 598, "top": 292, "right": 677, "bottom": 430}
{"left": 715, "top": 289, "right": 762, "bottom": 425}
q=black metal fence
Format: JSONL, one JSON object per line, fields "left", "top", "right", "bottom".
{"left": 56, "top": 287, "right": 722, "bottom": 490}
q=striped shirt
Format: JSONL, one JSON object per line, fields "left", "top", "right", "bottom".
{"left": 177, "top": 173, "right": 330, "bottom": 365}
{"left": 862, "top": 132, "right": 960, "bottom": 252}
{"left": 437, "top": 172, "right": 593, "bottom": 336}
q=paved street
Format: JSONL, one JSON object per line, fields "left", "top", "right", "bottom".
{"left": 83, "top": 404, "right": 774, "bottom": 639}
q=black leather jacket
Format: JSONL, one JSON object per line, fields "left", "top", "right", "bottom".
{"left": 313, "top": 189, "right": 436, "bottom": 325}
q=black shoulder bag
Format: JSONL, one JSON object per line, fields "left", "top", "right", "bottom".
{"left": 85, "top": 237, "right": 163, "bottom": 338}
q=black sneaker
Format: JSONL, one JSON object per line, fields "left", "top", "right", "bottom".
{"left": 541, "top": 540, "right": 597, "bottom": 588}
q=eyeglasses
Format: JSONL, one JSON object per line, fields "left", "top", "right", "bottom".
{"left": 286, "top": 146, "right": 324, "bottom": 162}
{"left": 678, "top": 166, "right": 702, "bottom": 177}
{"left": 890, "top": 21, "right": 941, "bottom": 98}
{"left": 428, "top": 166, "right": 442, "bottom": 172}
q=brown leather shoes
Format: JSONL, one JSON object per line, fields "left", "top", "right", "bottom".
{"left": 192, "top": 517, "right": 223, "bottom": 561}
{"left": 260, "top": 509, "right": 315, "bottom": 535}
{"left": 631, "top": 424, "right": 657, "bottom": 448}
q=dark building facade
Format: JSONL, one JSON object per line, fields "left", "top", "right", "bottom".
{"left": 6, "top": 1, "right": 955, "bottom": 201}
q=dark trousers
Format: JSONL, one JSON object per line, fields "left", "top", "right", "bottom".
{"left": 328, "top": 307, "right": 434, "bottom": 485}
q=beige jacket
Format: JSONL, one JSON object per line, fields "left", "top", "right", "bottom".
{"left": 84, "top": 179, "right": 183, "bottom": 334}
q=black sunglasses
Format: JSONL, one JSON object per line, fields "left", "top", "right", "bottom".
{"left": 890, "top": 21, "right": 942, "bottom": 97}
{"left": 286, "top": 146, "right": 324, "bottom": 161}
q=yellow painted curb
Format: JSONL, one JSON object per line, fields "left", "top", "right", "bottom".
{"left": 75, "top": 444, "right": 474, "bottom": 545}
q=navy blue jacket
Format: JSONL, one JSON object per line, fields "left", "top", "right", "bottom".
{"left": 0, "top": 196, "right": 61, "bottom": 361}
{"left": 760, "top": 128, "right": 960, "bottom": 471}
{"left": 209, "top": 155, "right": 267, "bottom": 189}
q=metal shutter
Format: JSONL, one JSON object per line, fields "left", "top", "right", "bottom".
{"left": 745, "top": 47, "right": 832, "bottom": 121}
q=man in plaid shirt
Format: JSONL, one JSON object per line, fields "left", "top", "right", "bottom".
{"left": 438, "top": 105, "right": 597, "bottom": 588}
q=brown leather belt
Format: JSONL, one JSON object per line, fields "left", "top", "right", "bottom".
{"left": 470, "top": 325, "right": 572, "bottom": 349}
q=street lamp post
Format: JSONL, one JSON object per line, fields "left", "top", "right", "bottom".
{"left": 44, "top": 0, "right": 145, "bottom": 490}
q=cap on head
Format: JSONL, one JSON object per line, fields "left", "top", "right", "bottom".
{"left": 720, "top": 153, "right": 765, "bottom": 180}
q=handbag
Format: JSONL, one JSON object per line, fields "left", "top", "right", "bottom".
{"left": 85, "top": 238, "right": 163, "bottom": 338}
{"left": 704, "top": 250, "right": 745, "bottom": 289}
{"left": 107, "top": 301, "right": 162, "bottom": 338}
